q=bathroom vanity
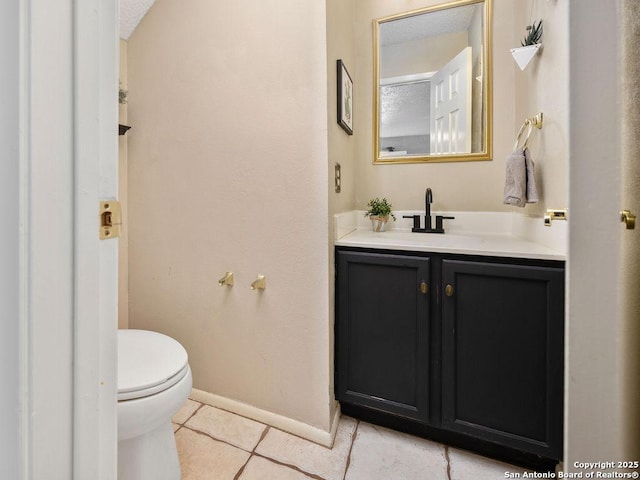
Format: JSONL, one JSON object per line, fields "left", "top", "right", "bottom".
{"left": 334, "top": 219, "right": 565, "bottom": 470}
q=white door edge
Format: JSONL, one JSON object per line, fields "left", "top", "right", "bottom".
{"left": 18, "top": 0, "right": 118, "bottom": 478}
{"left": 73, "top": 0, "right": 119, "bottom": 478}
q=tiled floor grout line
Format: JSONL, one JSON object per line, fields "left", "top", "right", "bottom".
{"left": 178, "top": 403, "right": 335, "bottom": 480}
{"left": 174, "top": 401, "right": 204, "bottom": 427}
{"left": 252, "top": 422, "right": 328, "bottom": 480}
{"left": 233, "top": 425, "right": 271, "bottom": 480}
{"left": 176, "top": 413, "right": 328, "bottom": 479}
{"left": 175, "top": 402, "right": 360, "bottom": 480}
{"left": 186, "top": 402, "right": 205, "bottom": 423}
{"left": 341, "top": 420, "right": 359, "bottom": 480}
{"left": 178, "top": 420, "right": 311, "bottom": 479}
{"left": 181, "top": 424, "right": 256, "bottom": 454}
{"left": 251, "top": 452, "right": 328, "bottom": 480}
{"left": 172, "top": 401, "right": 205, "bottom": 435}
{"left": 177, "top": 401, "right": 261, "bottom": 456}
{"left": 233, "top": 454, "right": 251, "bottom": 480}
{"left": 253, "top": 425, "right": 271, "bottom": 451}
{"left": 445, "top": 445, "right": 452, "bottom": 480}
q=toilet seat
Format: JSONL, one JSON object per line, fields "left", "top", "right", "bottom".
{"left": 118, "top": 329, "right": 189, "bottom": 401}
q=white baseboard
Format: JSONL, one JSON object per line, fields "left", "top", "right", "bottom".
{"left": 189, "top": 389, "right": 341, "bottom": 448}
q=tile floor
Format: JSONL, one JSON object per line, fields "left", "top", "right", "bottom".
{"left": 172, "top": 394, "right": 530, "bottom": 480}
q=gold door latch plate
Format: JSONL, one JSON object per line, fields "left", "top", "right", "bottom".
{"left": 100, "top": 201, "right": 122, "bottom": 239}
{"left": 620, "top": 210, "right": 636, "bottom": 230}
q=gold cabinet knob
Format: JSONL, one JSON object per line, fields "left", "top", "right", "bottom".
{"left": 419, "top": 281, "right": 428, "bottom": 295}
{"left": 620, "top": 210, "right": 636, "bottom": 230}
{"left": 445, "top": 284, "right": 454, "bottom": 297}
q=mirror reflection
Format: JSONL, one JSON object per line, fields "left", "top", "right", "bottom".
{"left": 374, "top": 0, "right": 491, "bottom": 163}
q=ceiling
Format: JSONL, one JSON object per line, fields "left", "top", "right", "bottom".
{"left": 120, "top": 0, "right": 156, "bottom": 40}
{"left": 120, "top": 1, "right": 476, "bottom": 44}
{"left": 380, "top": 4, "right": 477, "bottom": 46}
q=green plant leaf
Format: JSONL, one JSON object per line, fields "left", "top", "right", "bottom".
{"left": 364, "top": 197, "right": 396, "bottom": 221}
{"left": 522, "top": 19, "right": 543, "bottom": 46}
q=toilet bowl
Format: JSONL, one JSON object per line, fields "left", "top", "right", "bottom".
{"left": 118, "top": 329, "right": 192, "bottom": 480}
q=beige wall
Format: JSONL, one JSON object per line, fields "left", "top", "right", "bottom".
{"left": 127, "top": 0, "right": 333, "bottom": 432}
{"left": 513, "top": 1, "right": 568, "bottom": 218}
{"left": 327, "top": 0, "right": 357, "bottom": 421}
{"left": 328, "top": 0, "right": 357, "bottom": 219}
{"left": 118, "top": 39, "right": 129, "bottom": 329}
{"left": 353, "top": 0, "right": 568, "bottom": 216}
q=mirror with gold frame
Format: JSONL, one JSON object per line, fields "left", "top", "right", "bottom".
{"left": 374, "top": 0, "right": 492, "bottom": 164}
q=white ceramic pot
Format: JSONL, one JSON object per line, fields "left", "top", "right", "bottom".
{"left": 370, "top": 215, "right": 389, "bottom": 232}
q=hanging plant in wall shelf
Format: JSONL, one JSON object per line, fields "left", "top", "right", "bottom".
{"left": 510, "top": 20, "right": 543, "bottom": 71}
{"left": 118, "top": 83, "right": 131, "bottom": 135}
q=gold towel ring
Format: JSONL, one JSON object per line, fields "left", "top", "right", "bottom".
{"left": 514, "top": 112, "right": 544, "bottom": 150}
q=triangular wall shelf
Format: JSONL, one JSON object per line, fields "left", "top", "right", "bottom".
{"left": 510, "top": 44, "right": 543, "bottom": 71}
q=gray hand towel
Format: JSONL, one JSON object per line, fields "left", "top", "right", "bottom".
{"left": 504, "top": 148, "right": 527, "bottom": 207}
{"left": 503, "top": 147, "right": 538, "bottom": 207}
{"left": 524, "top": 147, "right": 539, "bottom": 204}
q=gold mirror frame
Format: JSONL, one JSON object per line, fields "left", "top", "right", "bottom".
{"left": 373, "top": 0, "right": 492, "bottom": 164}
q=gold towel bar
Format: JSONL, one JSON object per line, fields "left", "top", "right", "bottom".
{"left": 514, "top": 112, "right": 543, "bottom": 150}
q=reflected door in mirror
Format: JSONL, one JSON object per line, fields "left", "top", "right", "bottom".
{"left": 431, "top": 47, "right": 472, "bottom": 154}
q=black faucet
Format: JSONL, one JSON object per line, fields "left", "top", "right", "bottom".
{"left": 425, "top": 188, "right": 433, "bottom": 231}
{"left": 402, "top": 188, "right": 455, "bottom": 234}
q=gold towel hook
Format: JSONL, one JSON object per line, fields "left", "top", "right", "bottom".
{"left": 514, "top": 112, "right": 543, "bottom": 150}
{"left": 250, "top": 275, "right": 266, "bottom": 291}
{"left": 218, "top": 271, "right": 234, "bottom": 286}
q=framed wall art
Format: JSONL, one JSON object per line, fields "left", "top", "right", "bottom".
{"left": 337, "top": 59, "right": 353, "bottom": 135}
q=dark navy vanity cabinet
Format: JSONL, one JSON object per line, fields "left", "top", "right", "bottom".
{"left": 335, "top": 247, "right": 564, "bottom": 470}
{"left": 335, "top": 252, "right": 432, "bottom": 423}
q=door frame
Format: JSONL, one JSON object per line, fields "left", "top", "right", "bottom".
{"left": 17, "top": 0, "right": 118, "bottom": 478}
{"left": 566, "top": 0, "right": 639, "bottom": 467}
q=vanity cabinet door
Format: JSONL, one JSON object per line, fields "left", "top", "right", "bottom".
{"left": 336, "top": 251, "right": 431, "bottom": 423}
{"left": 441, "top": 259, "right": 564, "bottom": 459}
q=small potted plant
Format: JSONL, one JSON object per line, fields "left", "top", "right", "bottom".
{"left": 521, "top": 20, "right": 543, "bottom": 47}
{"left": 364, "top": 197, "right": 396, "bottom": 232}
{"left": 510, "top": 20, "right": 543, "bottom": 71}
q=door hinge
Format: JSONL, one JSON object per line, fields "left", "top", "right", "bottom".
{"left": 100, "top": 201, "right": 122, "bottom": 239}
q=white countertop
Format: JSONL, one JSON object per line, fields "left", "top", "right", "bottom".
{"left": 334, "top": 211, "right": 567, "bottom": 261}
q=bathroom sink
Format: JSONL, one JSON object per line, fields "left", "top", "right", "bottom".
{"left": 334, "top": 210, "right": 566, "bottom": 261}
{"left": 335, "top": 229, "right": 564, "bottom": 260}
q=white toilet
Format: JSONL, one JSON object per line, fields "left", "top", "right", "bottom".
{"left": 118, "top": 329, "right": 192, "bottom": 480}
